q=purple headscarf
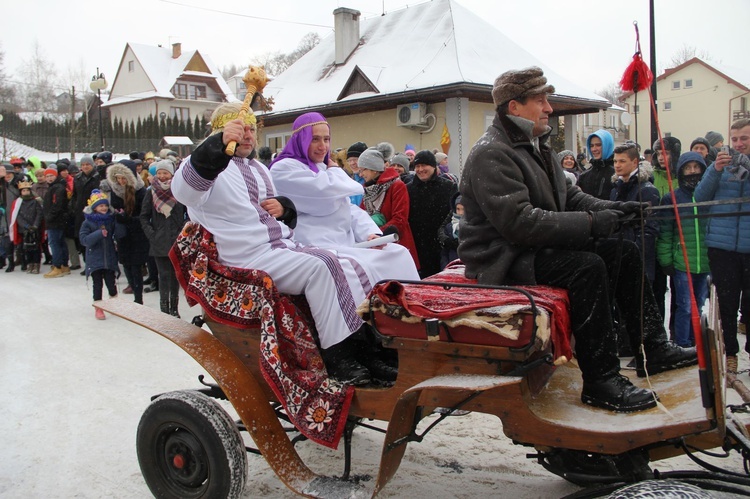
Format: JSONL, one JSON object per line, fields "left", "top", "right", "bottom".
{"left": 269, "top": 112, "right": 330, "bottom": 173}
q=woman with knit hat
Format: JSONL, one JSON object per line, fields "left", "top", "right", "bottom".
{"left": 107, "top": 163, "right": 150, "bottom": 305}
{"left": 80, "top": 190, "right": 125, "bottom": 319}
{"left": 139, "top": 160, "right": 187, "bottom": 317}
{"left": 357, "top": 148, "right": 420, "bottom": 269}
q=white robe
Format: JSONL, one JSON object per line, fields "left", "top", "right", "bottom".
{"left": 270, "top": 158, "right": 420, "bottom": 284}
{"left": 172, "top": 156, "right": 371, "bottom": 348}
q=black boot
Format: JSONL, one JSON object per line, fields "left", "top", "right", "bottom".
{"left": 321, "top": 337, "right": 371, "bottom": 386}
{"left": 581, "top": 374, "right": 658, "bottom": 412}
{"left": 5, "top": 261, "right": 14, "bottom": 273}
{"left": 636, "top": 342, "right": 697, "bottom": 378}
{"left": 160, "top": 298, "right": 169, "bottom": 315}
{"left": 356, "top": 345, "right": 398, "bottom": 382}
{"left": 0, "top": 256, "right": 5, "bottom": 269}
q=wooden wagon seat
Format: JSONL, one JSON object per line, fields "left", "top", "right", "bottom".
{"left": 358, "top": 263, "right": 573, "bottom": 363}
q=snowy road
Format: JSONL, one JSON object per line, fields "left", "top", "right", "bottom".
{"left": 1, "top": 267, "right": 747, "bottom": 498}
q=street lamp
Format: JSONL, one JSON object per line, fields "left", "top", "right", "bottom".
{"left": 90, "top": 68, "right": 108, "bottom": 151}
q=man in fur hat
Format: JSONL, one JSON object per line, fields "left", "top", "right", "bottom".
{"left": 459, "top": 66, "right": 696, "bottom": 412}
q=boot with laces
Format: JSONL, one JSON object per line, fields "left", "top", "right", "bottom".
{"left": 581, "top": 373, "right": 658, "bottom": 412}
{"left": 44, "top": 266, "right": 64, "bottom": 278}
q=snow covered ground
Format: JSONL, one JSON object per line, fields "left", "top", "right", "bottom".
{"left": 1, "top": 137, "right": 129, "bottom": 163}
{"left": 1, "top": 266, "right": 749, "bottom": 498}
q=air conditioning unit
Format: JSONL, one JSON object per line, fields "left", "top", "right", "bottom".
{"left": 396, "top": 102, "right": 427, "bottom": 127}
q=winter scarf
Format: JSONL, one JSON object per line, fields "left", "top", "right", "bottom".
{"left": 150, "top": 176, "right": 176, "bottom": 217}
{"left": 363, "top": 177, "right": 397, "bottom": 215}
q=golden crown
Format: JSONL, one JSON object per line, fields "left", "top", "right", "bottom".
{"left": 211, "top": 112, "right": 257, "bottom": 132}
{"left": 18, "top": 181, "right": 33, "bottom": 190}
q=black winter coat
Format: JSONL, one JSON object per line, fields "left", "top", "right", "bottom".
{"left": 407, "top": 170, "right": 457, "bottom": 277}
{"left": 110, "top": 187, "right": 150, "bottom": 266}
{"left": 459, "top": 114, "right": 620, "bottom": 285}
{"left": 139, "top": 189, "right": 188, "bottom": 257}
{"left": 71, "top": 171, "right": 101, "bottom": 235}
{"left": 43, "top": 177, "right": 69, "bottom": 230}
{"left": 578, "top": 158, "right": 615, "bottom": 200}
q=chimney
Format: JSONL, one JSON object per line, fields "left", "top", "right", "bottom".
{"left": 172, "top": 42, "right": 181, "bottom": 59}
{"left": 333, "top": 7, "right": 361, "bottom": 65}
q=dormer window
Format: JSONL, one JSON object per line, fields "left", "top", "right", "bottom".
{"left": 173, "top": 83, "right": 188, "bottom": 99}
{"left": 191, "top": 85, "right": 206, "bottom": 100}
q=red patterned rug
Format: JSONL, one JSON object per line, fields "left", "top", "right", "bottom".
{"left": 370, "top": 262, "right": 572, "bottom": 361}
{"left": 169, "top": 222, "right": 353, "bottom": 449}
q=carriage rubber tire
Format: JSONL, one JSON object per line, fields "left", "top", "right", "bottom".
{"left": 136, "top": 390, "right": 248, "bottom": 499}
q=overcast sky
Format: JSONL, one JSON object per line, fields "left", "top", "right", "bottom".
{"left": 2, "top": 0, "right": 745, "bottom": 99}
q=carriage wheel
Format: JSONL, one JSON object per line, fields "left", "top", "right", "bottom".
{"left": 136, "top": 390, "right": 248, "bottom": 499}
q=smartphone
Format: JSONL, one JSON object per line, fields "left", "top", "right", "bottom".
{"left": 721, "top": 145, "right": 730, "bottom": 155}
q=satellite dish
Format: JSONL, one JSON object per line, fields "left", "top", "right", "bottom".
{"left": 620, "top": 112, "right": 632, "bottom": 126}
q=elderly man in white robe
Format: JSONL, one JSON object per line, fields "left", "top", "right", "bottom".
{"left": 269, "top": 112, "right": 420, "bottom": 288}
{"left": 172, "top": 103, "right": 398, "bottom": 385}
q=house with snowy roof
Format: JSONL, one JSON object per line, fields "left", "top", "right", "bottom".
{"left": 623, "top": 57, "right": 750, "bottom": 146}
{"left": 257, "top": 0, "right": 610, "bottom": 174}
{"left": 103, "top": 43, "right": 237, "bottom": 126}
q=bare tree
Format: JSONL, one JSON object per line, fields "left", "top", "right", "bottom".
{"left": 17, "top": 41, "right": 60, "bottom": 112}
{"left": 667, "top": 44, "right": 711, "bottom": 68}
{"left": 220, "top": 63, "right": 244, "bottom": 81}
{"left": 0, "top": 43, "right": 17, "bottom": 109}
{"left": 597, "top": 82, "right": 625, "bottom": 105}
{"left": 251, "top": 32, "right": 321, "bottom": 78}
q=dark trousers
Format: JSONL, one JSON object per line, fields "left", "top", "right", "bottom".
{"left": 155, "top": 256, "right": 180, "bottom": 313}
{"left": 708, "top": 247, "right": 750, "bottom": 356}
{"left": 47, "top": 229, "right": 68, "bottom": 267}
{"left": 122, "top": 264, "right": 144, "bottom": 304}
{"left": 533, "top": 239, "right": 666, "bottom": 382}
{"left": 91, "top": 269, "right": 117, "bottom": 301}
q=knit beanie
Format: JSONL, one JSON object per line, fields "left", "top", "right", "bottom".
{"left": 80, "top": 155, "right": 94, "bottom": 166}
{"left": 390, "top": 153, "right": 410, "bottom": 170}
{"left": 43, "top": 168, "right": 58, "bottom": 177}
{"left": 153, "top": 159, "right": 175, "bottom": 175}
{"left": 705, "top": 131, "right": 724, "bottom": 147}
{"left": 492, "top": 66, "right": 555, "bottom": 106}
{"left": 347, "top": 141, "right": 368, "bottom": 159}
{"left": 88, "top": 189, "right": 109, "bottom": 209}
{"left": 557, "top": 149, "right": 575, "bottom": 162}
{"left": 357, "top": 148, "right": 385, "bottom": 172}
{"left": 690, "top": 137, "right": 711, "bottom": 152}
{"left": 435, "top": 152, "right": 448, "bottom": 164}
{"left": 413, "top": 150, "right": 437, "bottom": 168}
{"left": 375, "top": 142, "right": 395, "bottom": 162}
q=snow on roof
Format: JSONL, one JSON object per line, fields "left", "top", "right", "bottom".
{"left": 264, "top": 0, "right": 607, "bottom": 114}
{"left": 162, "top": 136, "right": 194, "bottom": 145}
{"left": 104, "top": 43, "right": 236, "bottom": 107}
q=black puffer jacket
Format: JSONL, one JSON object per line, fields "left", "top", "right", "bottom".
{"left": 459, "top": 113, "right": 620, "bottom": 285}
{"left": 578, "top": 157, "right": 615, "bottom": 200}
{"left": 407, "top": 170, "right": 457, "bottom": 277}
{"left": 71, "top": 170, "right": 101, "bottom": 235}
{"left": 43, "top": 176, "right": 69, "bottom": 230}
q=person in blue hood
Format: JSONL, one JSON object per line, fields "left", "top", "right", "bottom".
{"left": 578, "top": 129, "right": 615, "bottom": 200}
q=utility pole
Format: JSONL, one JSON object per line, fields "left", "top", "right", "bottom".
{"left": 70, "top": 86, "right": 76, "bottom": 161}
{"left": 649, "top": 0, "right": 658, "bottom": 146}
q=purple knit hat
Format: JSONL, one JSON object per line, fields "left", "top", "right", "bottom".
{"left": 270, "top": 112, "right": 330, "bottom": 173}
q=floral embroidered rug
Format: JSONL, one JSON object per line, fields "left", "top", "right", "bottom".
{"left": 170, "top": 222, "right": 354, "bottom": 449}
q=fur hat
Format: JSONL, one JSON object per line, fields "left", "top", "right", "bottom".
{"left": 107, "top": 163, "right": 138, "bottom": 188}
{"left": 357, "top": 148, "right": 385, "bottom": 172}
{"left": 705, "top": 131, "right": 724, "bottom": 147}
{"left": 413, "top": 150, "right": 437, "bottom": 168}
{"left": 492, "top": 66, "right": 555, "bottom": 106}
{"left": 87, "top": 189, "right": 109, "bottom": 209}
{"left": 43, "top": 168, "right": 58, "bottom": 177}
{"left": 153, "top": 159, "right": 174, "bottom": 175}
{"left": 347, "top": 141, "right": 368, "bottom": 159}
{"left": 390, "top": 153, "right": 410, "bottom": 170}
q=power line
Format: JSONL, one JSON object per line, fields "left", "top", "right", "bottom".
{"left": 159, "top": 0, "right": 333, "bottom": 29}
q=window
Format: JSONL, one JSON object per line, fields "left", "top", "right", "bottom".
{"left": 173, "top": 83, "right": 187, "bottom": 99}
{"left": 191, "top": 85, "right": 206, "bottom": 100}
{"left": 672, "top": 80, "right": 680, "bottom": 90}
{"left": 266, "top": 132, "right": 292, "bottom": 154}
{"left": 610, "top": 115, "right": 617, "bottom": 128}
{"left": 634, "top": 105, "right": 639, "bottom": 114}
{"left": 128, "top": 61, "right": 134, "bottom": 72}
{"left": 170, "top": 107, "right": 190, "bottom": 122}
{"left": 685, "top": 79, "right": 693, "bottom": 88}
{"left": 664, "top": 101, "right": 672, "bottom": 111}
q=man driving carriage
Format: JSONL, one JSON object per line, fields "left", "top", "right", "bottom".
{"left": 458, "top": 67, "right": 697, "bottom": 412}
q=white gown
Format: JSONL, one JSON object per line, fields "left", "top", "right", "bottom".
{"left": 270, "top": 158, "right": 420, "bottom": 285}
{"left": 172, "top": 155, "right": 371, "bottom": 349}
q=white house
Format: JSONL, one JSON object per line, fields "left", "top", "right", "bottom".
{"left": 102, "top": 43, "right": 238, "bottom": 126}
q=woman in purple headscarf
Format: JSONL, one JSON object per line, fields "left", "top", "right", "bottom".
{"left": 269, "top": 111, "right": 419, "bottom": 279}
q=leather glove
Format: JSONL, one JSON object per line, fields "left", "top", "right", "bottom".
{"left": 590, "top": 210, "right": 623, "bottom": 238}
{"left": 616, "top": 201, "right": 649, "bottom": 215}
